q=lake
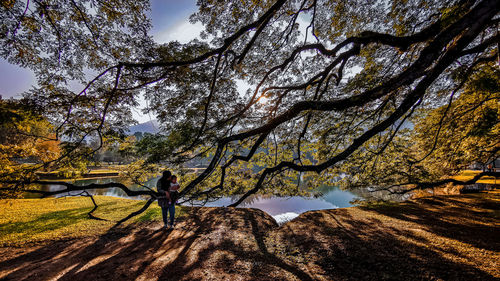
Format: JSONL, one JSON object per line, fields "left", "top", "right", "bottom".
{"left": 35, "top": 177, "right": 411, "bottom": 224}
{"left": 200, "top": 187, "right": 357, "bottom": 224}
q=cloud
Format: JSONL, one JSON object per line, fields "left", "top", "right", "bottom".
{"left": 153, "top": 19, "right": 204, "bottom": 44}
{"left": 273, "top": 212, "right": 300, "bottom": 225}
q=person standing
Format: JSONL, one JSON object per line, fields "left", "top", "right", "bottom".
{"left": 156, "top": 170, "right": 172, "bottom": 229}
{"left": 166, "top": 175, "right": 180, "bottom": 228}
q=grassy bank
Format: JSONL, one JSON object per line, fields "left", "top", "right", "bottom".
{"left": 36, "top": 168, "right": 121, "bottom": 180}
{"left": 0, "top": 196, "right": 185, "bottom": 246}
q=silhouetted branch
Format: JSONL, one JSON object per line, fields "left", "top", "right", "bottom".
{"left": 0, "top": 180, "right": 158, "bottom": 198}
{"left": 83, "top": 191, "right": 106, "bottom": 221}
{"left": 113, "top": 198, "right": 155, "bottom": 227}
{"left": 374, "top": 171, "right": 500, "bottom": 195}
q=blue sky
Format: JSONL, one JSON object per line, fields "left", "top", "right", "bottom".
{"left": 0, "top": 0, "right": 200, "bottom": 108}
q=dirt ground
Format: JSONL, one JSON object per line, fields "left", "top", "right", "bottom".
{"left": 0, "top": 192, "right": 499, "bottom": 280}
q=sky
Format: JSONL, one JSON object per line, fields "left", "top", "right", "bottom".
{"left": 0, "top": 0, "right": 201, "bottom": 122}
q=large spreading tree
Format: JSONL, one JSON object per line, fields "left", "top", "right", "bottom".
{"left": 0, "top": 0, "right": 498, "bottom": 213}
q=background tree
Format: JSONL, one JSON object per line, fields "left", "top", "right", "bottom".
{"left": 411, "top": 65, "right": 499, "bottom": 179}
{"left": 335, "top": 62, "right": 499, "bottom": 193}
{"left": 0, "top": 98, "right": 61, "bottom": 195}
{"left": 0, "top": 0, "right": 498, "bottom": 212}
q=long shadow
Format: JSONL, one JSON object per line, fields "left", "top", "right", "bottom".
{"left": 362, "top": 194, "right": 500, "bottom": 252}
{"left": 56, "top": 227, "right": 171, "bottom": 280}
{"left": 248, "top": 210, "right": 315, "bottom": 281}
{"left": 1, "top": 196, "right": 498, "bottom": 280}
{"left": 2, "top": 207, "right": 304, "bottom": 280}
{"left": 0, "top": 221, "right": 172, "bottom": 280}
{"left": 156, "top": 207, "right": 314, "bottom": 280}
{"left": 271, "top": 206, "right": 498, "bottom": 280}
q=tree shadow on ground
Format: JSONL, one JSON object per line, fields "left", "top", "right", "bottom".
{"left": 0, "top": 193, "right": 499, "bottom": 280}
{"left": 152, "top": 207, "right": 316, "bottom": 280}
{"left": 364, "top": 193, "right": 500, "bottom": 252}
{"left": 0, "top": 222, "right": 170, "bottom": 280}
{"left": 269, "top": 193, "right": 499, "bottom": 280}
{"left": 0, "top": 207, "right": 313, "bottom": 280}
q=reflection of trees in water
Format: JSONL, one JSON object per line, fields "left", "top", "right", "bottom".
{"left": 349, "top": 187, "right": 412, "bottom": 203}
{"left": 39, "top": 177, "right": 161, "bottom": 199}
{"left": 37, "top": 176, "right": 411, "bottom": 205}
{"left": 230, "top": 193, "right": 277, "bottom": 206}
{"left": 199, "top": 181, "right": 410, "bottom": 207}
{"left": 314, "top": 184, "right": 412, "bottom": 204}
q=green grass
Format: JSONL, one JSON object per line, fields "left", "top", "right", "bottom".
{"left": 0, "top": 196, "right": 184, "bottom": 246}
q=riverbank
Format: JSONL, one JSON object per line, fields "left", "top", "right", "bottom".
{"left": 35, "top": 165, "right": 205, "bottom": 181}
{"left": 36, "top": 169, "right": 121, "bottom": 180}
{"left": 0, "top": 192, "right": 499, "bottom": 280}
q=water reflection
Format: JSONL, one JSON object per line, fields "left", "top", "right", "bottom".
{"left": 206, "top": 186, "right": 352, "bottom": 208}
{"left": 33, "top": 177, "right": 160, "bottom": 200}
{"left": 200, "top": 187, "right": 357, "bottom": 224}
{"left": 34, "top": 177, "right": 410, "bottom": 224}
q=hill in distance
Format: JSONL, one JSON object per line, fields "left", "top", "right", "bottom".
{"left": 128, "top": 120, "right": 159, "bottom": 134}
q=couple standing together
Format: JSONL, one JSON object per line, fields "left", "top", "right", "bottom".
{"left": 156, "top": 170, "right": 180, "bottom": 229}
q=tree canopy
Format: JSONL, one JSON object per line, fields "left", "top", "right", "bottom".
{"left": 0, "top": 0, "right": 498, "bottom": 207}
{"left": 0, "top": 99, "right": 61, "bottom": 188}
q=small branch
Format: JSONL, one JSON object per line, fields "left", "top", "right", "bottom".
{"left": 113, "top": 198, "right": 155, "bottom": 227}
{"left": 12, "top": 0, "right": 30, "bottom": 38}
{"left": 70, "top": 0, "right": 100, "bottom": 47}
{"left": 191, "top": 53, "right": 222, "bottom": 149}
{"left": 84, "top": 191, "right": 106, "bottom": 221}
{"left": 55, "top": 65, "right": 117, "bottom": 138}
{"left": 34, "top": 0, "right": 63, "bottom": 63}
{"left": 411, "top": 53, "right": 495, "bottom": 164}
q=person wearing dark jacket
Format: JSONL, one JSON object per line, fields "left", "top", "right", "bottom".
{"left": 156, "top": 170, "right": 172, "bottom": 228}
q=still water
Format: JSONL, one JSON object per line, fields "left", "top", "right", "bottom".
{"left": 202, "top": 187, "right": 357, "bottom": 224}
{"left": 36, "top": 177, "right": 410, "bottom": 224}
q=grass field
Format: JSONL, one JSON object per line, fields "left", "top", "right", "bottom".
{"left": 0, "top": 196, "right": 185, "bottom": 246}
